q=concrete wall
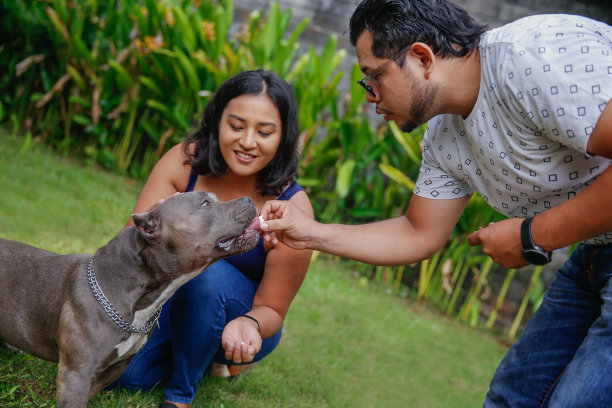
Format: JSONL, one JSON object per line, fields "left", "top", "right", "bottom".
{"left": 234, "top": 0, "right": 611, "bottom": 52}
{"left": 233, "top": 0, "right": 611, "bottom": 92}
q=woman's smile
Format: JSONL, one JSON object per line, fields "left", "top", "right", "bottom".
{"left": 235, "top": 150, "right": 258, "bottom": 162}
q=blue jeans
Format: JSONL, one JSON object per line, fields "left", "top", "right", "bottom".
{"left": 485, "top": 244, "right": 612, "bottom": 407}
{"left": 113, "top": 259, "right": 282, "bottom": 404}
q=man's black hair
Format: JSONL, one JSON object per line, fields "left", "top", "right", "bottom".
{"left": 350, "top": 0, "right": 487, "bottom": 63}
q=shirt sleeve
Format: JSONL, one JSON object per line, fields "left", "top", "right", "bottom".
{"left": 414, "top": 123, "right": 475, "bottom": 200}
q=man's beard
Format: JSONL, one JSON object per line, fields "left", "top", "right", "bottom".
{"left": 400, "top": 81, "right": 438, "bottom": 133}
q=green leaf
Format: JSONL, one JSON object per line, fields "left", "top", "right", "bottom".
{"left": 350, "top": 208, "right": 381, "bottom": 218}
{"left": 66, "top": 65, "right": 86, "bottom": 90}
{"left": 68, "top": 95, "right": 92, "bottom": 108}
{"left": 378, "top": 163, "right": 415, "bottom": 190}
{"left": 260, "top": 1, "right": 280, "bottom": 62}
{"left": 296, "top": 177, "right": 321, "bottom": 187}
{"left": 389, "top": 121, "right": 421, "bottom": 163}
{"left": 172, "top": 6, "right": 196, "bottom": 52}
{"left": 139, "top": 76, "right": 163, "bottom": 96}
{"left": 108, "top": 59, "right": 134, "bottom": 89}
{"left": 146, "top": 99, "right": 172, "bottom": 118}
{"left": 72, "top": 35, "right": 92, "bottom": 63}
{"left": 335, "top": 159, "right": 356, "bottom": 199}
{"left": 72, "top": 114, "right": 92, "bottom": 126}
{"left": 175, "top": 48, "right": 202, "bottom": 99}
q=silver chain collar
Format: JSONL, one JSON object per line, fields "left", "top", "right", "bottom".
{"left": 87, "top": 259, "right": 161, "bottom": 334}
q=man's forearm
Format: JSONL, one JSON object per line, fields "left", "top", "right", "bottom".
{"left": 311, "top": 216, "right": 445, "bottom": 266}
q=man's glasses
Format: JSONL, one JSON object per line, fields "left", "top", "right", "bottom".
{"left": 357, "top": 45, "right": 411, "bottom": 98}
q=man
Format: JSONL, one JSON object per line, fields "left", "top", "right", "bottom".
{"left": 260, "top": 0, "right": 612, "bottom": 406}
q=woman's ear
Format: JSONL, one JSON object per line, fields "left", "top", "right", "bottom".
{"left": 409, "top": 42, "right": 436, "bottom": 78}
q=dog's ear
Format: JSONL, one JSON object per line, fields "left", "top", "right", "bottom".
{"left": 131, "top": 211, "right": 161, "bottom": 244}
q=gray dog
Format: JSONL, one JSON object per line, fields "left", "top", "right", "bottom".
{"left": 0, "top": 191, "right": 260, "bottom": 408}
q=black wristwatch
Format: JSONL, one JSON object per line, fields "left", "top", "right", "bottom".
{"left": 520, "top": 217, "right": 552, "bottom": 266}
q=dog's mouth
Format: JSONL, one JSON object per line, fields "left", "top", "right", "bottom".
{"left": 217, "top": 216, "right": 260, "bottom": 252}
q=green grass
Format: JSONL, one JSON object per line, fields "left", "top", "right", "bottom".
{"left": 0, "top": 131, "right": 508, "bottom": 407}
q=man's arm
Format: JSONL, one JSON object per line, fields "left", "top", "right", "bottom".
{"left": 260, "top": 194, "right": 471, "bottom": 266}
{"left": 469, "top": 100, "right": 612, "bottom": 268}
{"left": 535, "top": 100, "right": 612, "bottom": 247}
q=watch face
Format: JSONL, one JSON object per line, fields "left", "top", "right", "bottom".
{"left": 522, "top": 248, "right": 551, "bottom": 266}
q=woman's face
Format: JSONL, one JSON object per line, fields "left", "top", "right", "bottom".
{"left": 218, "top": 93, "right": 283, "bottom": 178}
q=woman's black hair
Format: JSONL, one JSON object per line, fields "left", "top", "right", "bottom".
{"left": 349, "top": 0, "right": 487, "bottom": 63}
{"left": 183, "top": 70, "right": 300, "bottom": 197}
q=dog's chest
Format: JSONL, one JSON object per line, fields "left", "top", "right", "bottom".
{"left": 113, "top": 333, "right": 149, "bottom": 363}
{"left": 112, "top": 269, "right": 202, "bottom": 363}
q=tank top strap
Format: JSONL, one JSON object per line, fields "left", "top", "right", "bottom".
{"left": 185, "top": 168, "right": 199, "bottom": 192}
{"left": 277, "top": 180, "right": 304, "bottom": 200}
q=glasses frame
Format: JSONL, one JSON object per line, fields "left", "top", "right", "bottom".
{"left": 356, "top": 44, "right": 411, "bottom": 98}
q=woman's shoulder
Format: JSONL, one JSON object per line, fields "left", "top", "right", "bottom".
{"left": 150, "top": 143, "right": 193, "bottom": 192}
{"left": 286, "top": 183, "right": 313, "bottom": 218}
{"left": 164, "top": 142, "right": 191, "bottom": 159}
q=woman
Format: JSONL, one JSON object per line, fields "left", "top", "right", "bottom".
{"left": 114, "top": 70, "right": 313, "bottom": 408}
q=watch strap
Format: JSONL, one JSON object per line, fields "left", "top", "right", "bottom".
{"left": 521, "top": 217, "right": 534, "bottom": 250}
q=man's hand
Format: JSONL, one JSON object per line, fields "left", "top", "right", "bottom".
{"left": 468, "top": 218, "right": 528, "bottom": 269}
{"left": 221, "top": 316, "right": 262, "bottom": 364}
{"left": 259, "top": 200, "right": 320, "bottom": 250}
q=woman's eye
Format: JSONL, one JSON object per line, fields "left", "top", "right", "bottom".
{"left": 230, "top": 125, "right": 243, "bottom": 131}
{"left": 201, "top": 199, "right": 212, "bottom": 207}
{"left": 259, "top": 131, "right": 272, "bottom": 136}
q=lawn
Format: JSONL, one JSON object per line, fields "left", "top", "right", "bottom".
{"left": 0, "top": 131, "right": 508, "bottom": 407}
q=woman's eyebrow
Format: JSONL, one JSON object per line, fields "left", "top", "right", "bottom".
{"left": 258, "top": 121, "right": 277, "bottom": 128}
{"left": 228, "top": 114, "right": 277, "bottom": 128}
{"left": 227, "top": 113, "right": 245, "bottom": 122}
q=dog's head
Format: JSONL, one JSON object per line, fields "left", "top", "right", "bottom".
{"left": 130, "top": 191, "right": 260, "bottom": 271}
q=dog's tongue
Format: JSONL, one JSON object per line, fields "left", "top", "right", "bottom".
{"left": 245, "top": 216, "right": 260, "bottom": 232}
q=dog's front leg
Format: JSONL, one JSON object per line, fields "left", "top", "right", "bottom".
{"left": 56, "top": 361, "right": 96, "bottom": 408}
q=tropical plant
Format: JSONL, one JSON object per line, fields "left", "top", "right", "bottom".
{"left": 1, "top": 0, "right": 344, "bottom": 178}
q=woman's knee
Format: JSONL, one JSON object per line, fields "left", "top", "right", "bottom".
{"left": 180, "top": 260, "right": 257, "bottom": 301}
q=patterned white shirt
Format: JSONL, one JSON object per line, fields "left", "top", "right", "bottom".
{"left": 414, "top": 14, "right": 612, "bottom": 244}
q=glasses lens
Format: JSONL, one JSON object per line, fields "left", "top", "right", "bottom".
{"left": 357, "top": 80, "right": 376, "bottom": 97}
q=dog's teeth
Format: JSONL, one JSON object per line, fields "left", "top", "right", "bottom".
{"left": 218, "top": 237, "right": 235, "bottom": 251}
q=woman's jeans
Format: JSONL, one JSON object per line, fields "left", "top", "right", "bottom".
{"left": 113, "top": 259, "right": 282, "bottom": 404}
{"left": 485, "top": 244, "right": 612, "bottom": 407}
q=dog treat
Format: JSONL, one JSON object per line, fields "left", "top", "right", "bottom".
{"left": 258, "top": 215, "right": 265, "bottom": 224}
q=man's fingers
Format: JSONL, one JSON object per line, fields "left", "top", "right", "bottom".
{"left": 467, "top": 230, "right": 482, "bottom": 246}
{"left": 260, "top": 200, "right": 287, "bottom": 220}
{"left": 260, "top": 217, "right": 285, "bottom": 232}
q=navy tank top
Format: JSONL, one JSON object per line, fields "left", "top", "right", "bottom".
{"left": 185, "top": 168, "right": 304, "bottom": 283}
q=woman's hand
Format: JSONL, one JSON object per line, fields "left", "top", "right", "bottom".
{"left": 221, "top": 315, "right": 262, "bottom": 364}
{"left": 144, "top": 192, "right": 181, "bottom": 212}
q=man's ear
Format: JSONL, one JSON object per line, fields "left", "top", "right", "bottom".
{"left": 409, "top": 42, "right": 436, "bottom": 78}
{"left": 132, "top": 211, "right": 162, "bottom": 244}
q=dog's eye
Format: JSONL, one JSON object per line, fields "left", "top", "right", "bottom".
{"left": 201, "top": 199, "right": 212, "bottom": 207}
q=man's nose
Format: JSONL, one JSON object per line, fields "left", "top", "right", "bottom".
{"left": 365, "top": 85, "right": 381, "bottom": 103}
